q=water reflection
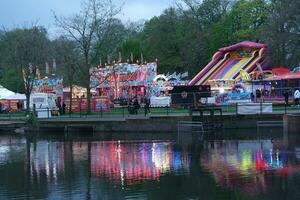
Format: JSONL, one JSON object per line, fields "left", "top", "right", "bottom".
{"left": 91, "top": 141, "right": 191, "bottom": 186}
{"left": 201, "top": 140, "right": 300, "bottom": 197}
{"left": 0, "top": 135, "right": 300, "bottom": 199}
{"left": 0, "top": 136, "right": 193, "bottom": 199}
{"left": 26, "top": 141, "right": 192, "bottom": 187}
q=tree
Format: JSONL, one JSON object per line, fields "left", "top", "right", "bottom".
{"left": 210, "top": 0, "right": 269, "bottom": 51}
{"left": 261, "top": 0, "right": 300, "bottom": 67}
{"left": 170, "top": 0, "right": 233, "bottom": 76}
{"left": 117, "top": 39, "right": 143, "bottom": 63}
{"left": 141, "top": 8, "right": 185, "bottom": 73}
{"left": 52, "top": 36, "right": 81, "bottom": 113}
{"left": 92, "top": 18, "right": 132, "bottom": 63}
{"left": 54, "top": 0, "right": 121, "bottom": 113}
{"left": 176, "top": 0, "right": 231, "bottom": 30}
{"left": 0, "top": 26, "right": 52, "bottom": 114}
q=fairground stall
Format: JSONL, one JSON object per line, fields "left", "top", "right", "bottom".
{"left": 62, "top": 85, "right": 109, "bottom": 112}
{"left": 1, "top": 93, "right": 26, "bottom": 112}
{"left": 0, "top": 85, "right": 26, "bottom": 112}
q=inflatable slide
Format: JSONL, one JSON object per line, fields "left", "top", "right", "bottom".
{"left": 189, "top": 41, "right": 269, "bottom": 86}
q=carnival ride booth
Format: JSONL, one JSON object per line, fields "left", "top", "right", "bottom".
{"left": 209, "top": 79, "right": 234, "bottom": 104}
{"left": 150, "top": 74, "right": 189, "bottom": 107}
{"left": 33, "top": 77, "right": 63, "bottom": 97}
{"left": 150, "top": 75, "right": 171, "bottom": 107}
{"left": 169, "top": 85, "right": 211, "bottom": 108}
{"left": 63, "top": 85, "right": 87, "bottom": 99}
{"left": 227, "top": 83, "right": 251, "bottom": 103}
{"left": 208, "top": 78, "right": 272, "bottom": 114}
{"left": 242, "top": 67, "right": 300, "bottom": 103}
{"left": 209, "top": 80, "right": 251, "bottom": 105}
{"left": 63, "top": 97, "right": 110, "bottom": 113}
{"left": 90, "top": 63, "right": 157, "bottom": 104}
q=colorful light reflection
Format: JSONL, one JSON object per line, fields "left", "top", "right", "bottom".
{"left": 201, "top": 140, "right": 299, "bottom": 196}
{"left": 91, "top": 141, "right": 191, "bottom": 185}
{"left": 23, "top": 141, "right": 192, "bottom": 187}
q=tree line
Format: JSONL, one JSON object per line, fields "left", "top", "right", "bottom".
{"left": 0, "top": 0, "right": 299, "bottom": 113}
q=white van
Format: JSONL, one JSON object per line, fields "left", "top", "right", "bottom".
{"left": 29, "top": 93, "right": 59, "bottom": 117}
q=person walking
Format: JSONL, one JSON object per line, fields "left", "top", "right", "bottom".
{"left": 144, "top": 97, "right": 151, "bottom": 116}
{"left": 294, "top": 88, "right": 300, "bottom": 107}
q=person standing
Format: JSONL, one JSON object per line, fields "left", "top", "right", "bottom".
{"left": 56, "top": 100, "right": 62, "bottom": 115}
{"left": 283, "top": 90, "right": 289, "bottom": 106}
{"left": 62, "top": 102, "right": 66, "bottom": 115}
{"left": 255, "top": 89, "right": 261, "bottom": 103}
{"left": 294, "top": 89, "right": 300, "bottom": 106}
{"left": 250, "top": 93, "right": 255, "bottom": 102}
{"left": 133, "top": 98, "right": 140, "bottom": 115}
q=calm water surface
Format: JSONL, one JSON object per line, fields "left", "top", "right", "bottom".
{"left": 0, "top": 132, "right": 300, "bottom": 200}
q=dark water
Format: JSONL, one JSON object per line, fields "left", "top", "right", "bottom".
{"left": 0, "top": 131, "right": 300, "bottom": 200}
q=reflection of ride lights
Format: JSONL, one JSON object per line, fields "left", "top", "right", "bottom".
{"left": 202, "top": 142, "right": 296, "bottom": 197}
{"left": 240, "top": 150, "right": 255, "bottom": 174}
{"left": 226, "top": 155, "right": 240, "bottom": 170}
{"left": 152, "top": 143, "right": 171, "bottom": 172}
{"left": 256, "top": 150, "right": 268, "bottom": 171}
{"left": 255, "top": 149, "right": 287, "bottom": 171}
{"left": 91, "top": 142, "right": 190, "bottom": 185}
{"left": 29, "top": 142, "right": 65, "bottom": 184}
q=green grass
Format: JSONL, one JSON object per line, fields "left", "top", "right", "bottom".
{"left": 1, "top": 105, "right": 300, "bottom": 120}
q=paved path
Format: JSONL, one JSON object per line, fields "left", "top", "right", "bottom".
{"left": 0, "top": 120, "right": 26, "bottom": 125}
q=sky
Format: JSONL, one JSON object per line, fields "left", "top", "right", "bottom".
{"left": 0, "top": 0, "right": 174, "bottom": 35}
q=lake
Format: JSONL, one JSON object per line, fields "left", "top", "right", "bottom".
{"left": 0, "top": 130, "right": 299, "bottom": 199}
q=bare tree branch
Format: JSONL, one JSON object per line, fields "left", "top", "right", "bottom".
{"left": 53, "top": 0, "right": 121, "bottom": 113}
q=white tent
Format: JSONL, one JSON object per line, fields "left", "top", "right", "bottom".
{"left": 0, "top": 85, "right": 15, "bottom": 99}
{"left": 2, "top": 93, "right": 26, "bottom": 100}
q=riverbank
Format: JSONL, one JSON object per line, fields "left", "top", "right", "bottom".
{"left": 0, "top": 112, "right": 291, "bottom": 134}
{"left": 18, "top": 113, "right": 282, "bottom": 133}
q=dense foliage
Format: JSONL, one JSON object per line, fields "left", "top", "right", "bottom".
{"left": 0, "top": 0, "right": 300, "bottom": 93}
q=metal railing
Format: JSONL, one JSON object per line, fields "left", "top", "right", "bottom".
{"left": 1, "top": 104, "right": 300, "bottom": 120}
{"left": 177, "top": 121, "right": 204, "bottom": 141}
{"left": 1, "top": 100, "right": 300, "bottom": 120}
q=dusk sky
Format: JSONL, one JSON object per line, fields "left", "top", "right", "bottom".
{"left": 0, "top": 0, "right": 174, "bottom": 36}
